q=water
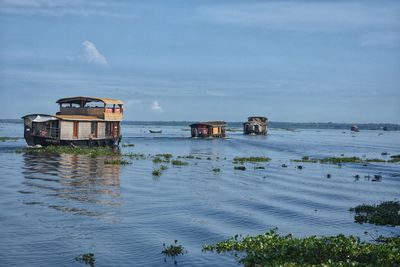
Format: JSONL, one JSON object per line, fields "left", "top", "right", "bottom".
{"left": 0, "top": 122, "right": 399, "bottom": 266}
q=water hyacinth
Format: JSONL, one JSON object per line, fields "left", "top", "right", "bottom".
{"left": 202, "top": 229, "right": 400, "bottom": 266}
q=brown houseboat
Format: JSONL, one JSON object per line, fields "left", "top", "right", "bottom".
{"left": 190, "top": 121, "right": 226, "bottom": 138}
{"left": 243, "top": 116, "right": 268, "bottom": 135}
{"left": 22, "top": 96, "right": 123, "bottom": 147}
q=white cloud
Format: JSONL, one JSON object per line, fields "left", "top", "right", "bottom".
{"left": 82, "top": 41, "right": 108, "bottom": 67}
{"left": 151, "top": 100, "right": 162, "bottom": 112}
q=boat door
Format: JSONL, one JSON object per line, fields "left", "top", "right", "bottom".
{"left": 112, "top": 122, "right": 120, "bottom": 138}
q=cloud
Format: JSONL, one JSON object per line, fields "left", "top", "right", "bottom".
{"left": 0, "top": 0, "right": 136, "bottom": 18}
{"left": 198, "top": 2, "right": 400, "bottom": 33}
{"left": 82, "top": 41, "right": 108, "bottom": 66}
{"left": 150, "top": 100, "right": 162, "bottom": 112}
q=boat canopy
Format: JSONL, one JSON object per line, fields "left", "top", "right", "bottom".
{"left": 22, "top": 114, "right": 58, "bottom": 123}
{"left": 56, "top": 96, "right": 123, "bottom": 106}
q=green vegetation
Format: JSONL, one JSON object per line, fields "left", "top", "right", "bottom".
{"left": 162, "top": 240, "right": 185, "bottom": 257}
{"left": 212, "top": 168, "right": 221, "bottom": 173}
{"left": 160, "top": 165, "right": 168, "bottom": 171}
{"left": 0, "top": 136, "right": 20, "bottom": 142}
{"left": 234, "top": 166, "right": 246, "bottom": 171}
{"left": 202, "top": 229, "right": 400, "bottom": 267}
{"left": 171, "top": 160, "right": 189, "bottom": 166}
{"left": 291, "top": 156, "right": 318, "bottom": 163}
{"left": 75, "top": 253, "right": 95, "bottom": 267}
{"left": 104, "top": 159, "right": 130, "bottom": 165}
{"left": 291, "top": 156, "right": 399, "bottom": 164}
{"left": 177, "top": 155, "right": 195, "bottom": 159}
{"left": 388, "top": 154, "right": 400, "bottom": 163}
{"left": 350, "top": 201, "right": 400, "bottom": 226}
{"left": 152, "top": 169, "right": 162, "bottom": 177}
{"left": 19, "top": 146, "right": 118, "bottom": 157}
{"left": 255, "top": 166, "right": 265, "bottom": 169}
{"left": 153, "top": 154, "right": 173, "bottom": 163}
{"left": 124, "top": 153, "right": 145, "bottom": 159}
{"left": 233, "top": 156, "right": 271, "bottom": 164}
{"left": 122, "top": 143, "right": 135, "bottom": 147}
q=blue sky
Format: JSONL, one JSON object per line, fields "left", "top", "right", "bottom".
{"left": 0, "top": 0, "right": 399, "bottom": 123}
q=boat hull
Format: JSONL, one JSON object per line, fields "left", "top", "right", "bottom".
{"left": 24, "top": 135, "right": 121, "bottom": 147}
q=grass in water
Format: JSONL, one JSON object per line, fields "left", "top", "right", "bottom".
{"left": 160, "top": 165, "right": 168, "bottom": 171}
{"left": 291, "top": 156, "right": 397, "bottom": 164}
{"left": 122, "top": 143, "right": 135, "bottom": 147}
{"left": 202, "top": 229, "right": 400, "bottom": 267}
{"left": 153, "top": 154, "right": 173, "bottom": 163}
{"left": 104, "top": 159, "right": 130, "bottom": 165}
{"left": 162, "top": 240, "right": 185, "bottom": 257}
{"left": 0, "top": 136, "right": 20, "bottom": 142}
{"left": 212, "top": 168, "right": 221, "bottom": 173}
{"left": 388, "top": 154, "right": 400, "bottom": 163}
{"left": 234, "top": 166, "right": 246, "bottom": 171}
{"left": 152, "top": 169, "right": 162, "bottom": 177}
{"left": 124, "top": 153, "right": 145, "bottom": 159}
{"left": 75, "top": 253, "right": 95, "bottom": 267}
{"left": 349, "top": 201, "right": 400, "bottom": 226}
{"left": 171, "top": 160, "right": 189, "bottom": 166}
{"left": 233, "top": 156, "right": 271, "bottom": 164}
{"left": 19, "top": 146, "right": 118, "bottom": 157}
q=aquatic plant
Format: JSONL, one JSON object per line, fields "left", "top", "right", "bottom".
{"left": 212, "top": 168, "right": 221, "bottom": 173}
{"left": 0, "top": 136, "right": 20, "bottom": 142}
{"left": 177, "top": 155, "right": 194, "bottom": 159}
{"left": 104, "top": 159, "right": 130, "bottom": 165}
{"left": 388, "top": 154, "right": 400, "bottom": 163}
{"left": 156, "top": 153, "right": 173, "bottom": 160}
{"left": 75, "top": 253, "right": 95, "bottom": 267}
{"left": 202, "top": 229, "right": 400, "bottom": 267}
{"left": 19, "top": 146, "right": 119, "bottom": 157}
{"left": 291, "top": 156, "right": 318, "bottom": 163}
{"left": 153, "top": 154, "right": 173, "bottom": 163}
{"left": 122, "top": 143, "right": 135, "bottom": 147}
{"left": 234, "top": 166, "right": 246, "bottom": 171}
{"left": 152, "top": 169, "right": 162, "bottom": 176}
{"left": 160, "top": 165, "right": 168, "bottom": 171}
{"left": 254, "top": 166, "right": 265, "bottom": 169}
{"left": 233, "top": 156, "right": 271, "bottom": 164}
{"left": 281, "top": 164, "right": 288, "bottom": 168}
{"left": 162, "top": 240, "right": 185, "bottom": 257}
{"left": 171, "top": 160, "right": 189, "bottom": 166}
{"left": 349, "top": 201, "right": 400, "bottom": 226}
{"left": 124, "top": 153, "right": 145, "bottom": 159}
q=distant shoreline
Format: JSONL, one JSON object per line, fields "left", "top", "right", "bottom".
{"left": 1, "top": 119, "right": 399, "bottom": 131}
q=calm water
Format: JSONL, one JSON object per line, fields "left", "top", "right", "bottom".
{"left": 0, "top": 122, "right": 399, "bottom": 266}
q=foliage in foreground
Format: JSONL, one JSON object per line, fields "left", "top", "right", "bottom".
{"left": 19, "top": 146, "right": 119, "bottom": 157}
{"left": 75, "top": 253, "right": 95, "bottom": 267}
{"left": 202, "top": 229, "right": 400, "bottom": 267}
{"left": 162, "top": 240, "right": 185, "bottom": 257}
{"left": 350, "top": 201, "right": 400, "bottom": 226}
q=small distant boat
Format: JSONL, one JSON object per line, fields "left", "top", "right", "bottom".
{"left": 351, "top": 125, "right": 359, "bottom": 132}
{"left": 149, "top": 129, "right": 162, "bottom": 134}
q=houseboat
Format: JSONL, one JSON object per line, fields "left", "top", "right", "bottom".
{"left": 351, "top": 124, "right": 360, "bottom": 132}
{"left": 190, "top": 121, "right": 226, "bottom": 138}
{"left": 22, "top": 96, "right": 123, "bottom": 147}
{"left": 243, "top": 116, "right": 268, "bottom": 135}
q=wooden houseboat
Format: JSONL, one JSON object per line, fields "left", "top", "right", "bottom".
{"left": 190, "top": 121, "right": 226, "bottom": 138}
{"left": 243, "top": 116, "right": 268, "bottom": 135}
{"left": 22, "top": 96, "right": 123, "bottom": 147}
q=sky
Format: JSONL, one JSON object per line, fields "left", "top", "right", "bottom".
{"left": 0, "top": 0, "right": 399, "bottom": 123}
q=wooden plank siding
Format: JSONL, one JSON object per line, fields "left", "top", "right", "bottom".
{"left": 60, "top": 121, "right": 111, "bottom": 140}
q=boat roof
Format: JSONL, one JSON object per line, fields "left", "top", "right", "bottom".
{"left": 190, "top": 121, "right": 226, "bottom": 127}
{"left": 55, "top": 115, "right": 104, "bottom": 121}
{"left": 56, "top": 96, "right": 123, "bottom": 105}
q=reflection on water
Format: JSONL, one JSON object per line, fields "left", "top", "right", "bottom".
{"left": 21, "top": 152, "right": 121, "bottom": 217}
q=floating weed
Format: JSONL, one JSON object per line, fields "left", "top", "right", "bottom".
{"left": 124, "top": 153, "right": 145, "bottom": 159}
{"left": 326, "top": 174, "right": 331, "bottom": 178}
{"left": 162, "top": 240, "right": 185, "bottom": 257}
{"left": 234, "top": 166, "right": 246, "bottom": 171}
{"left": 152, "top": 169, "right": 162, "bottom": 177}
{"left": 177, "top": 155, "right": 194, "bottom": 159}
{"left": 350, "top": 201, "right": 400, "bottom": 226}
{"left": 160, "top": 165, "right": 168, "bottom": 171}
{"left": 291, "top": 156, "right": 318, "bottom": 163}
{"left": 254, "top": 166, "right": 265, "bottom": 169}
{"left": 281, "top": 164, "right": 288, "bottom": 168}
{"left": 122, "top": 143, "right": 135, "bottom": 147}
{"left": 388, "top": 154, "right": 400, "bottom": 163}
{"left": 233, "top": 156, "right": 271, "bottom": 164}
{"left": 75, "top": 253, "right": 95, "bottom": 267}
{"left": 202, "top": 229, "right": 400, "bottom": 266}
{"left": 212, "top": 168, "right": 221, "bottom": 173}
{"left": 206, "top": 157, "right": 212, "bottom": 160}
{"left": 296, "top": 165, "right": 304, "bottom": 169}
{"left": 19, "top": 146, "right": 119, "bottom": 157}
{"left": 171, "top": 160, "right": 189, "bottom": 166}
{"left": 155, "top": 153, "right": 173, "bottom": 160}
{"left": 104, "top": 159, "right": 130, "bottom": 165}
{"left": 0, "top": 136, "right": 20, "bottom": 142}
